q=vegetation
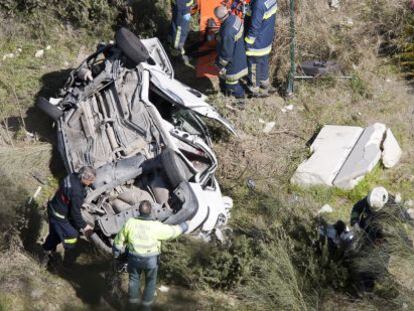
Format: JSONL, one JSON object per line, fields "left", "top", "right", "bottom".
{"left": 0, "top": 0, "right": 414, "bottom": 310}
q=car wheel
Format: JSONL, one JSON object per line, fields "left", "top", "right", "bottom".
{"left": 115, "top": 27, "right": 149, "bottom": 66}
{"left": 36, "top": 97, "right": 63, "bottom": 121}
{"left": 161, "top": 148, "right": 193, "bottom": 188}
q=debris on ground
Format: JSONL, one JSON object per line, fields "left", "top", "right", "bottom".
{"left": 262, "top": 121, "right": 276, "bottom": 133}
{"left": 291, "top": 123, "right": 402, "bottom": 189}
{"left": 35, "top": 49, "right": 44, "bottom": 58}
{"left": 281, "top": 104, "right": 294, "bottom": 113}
{"left": 158, "top": 285, "right": 170, "bottom": 293}
{"left": 28, "top": 186, "right": 42, "bottom": 204}
{"left": 246, "top": 177, "right": 256, "bottom": 190}
{"left": 2, "top": 53, "right": 15, "bottom": 60}
{"left": 318, "top": 204, "right": 333, "bottom": 214}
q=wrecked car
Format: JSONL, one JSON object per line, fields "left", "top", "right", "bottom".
{"left": 37, "top": 28, "right": 235, "bottom": 253}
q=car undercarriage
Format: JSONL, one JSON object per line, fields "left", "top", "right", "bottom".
{"left": 37, "top": 28, "right": 236, "bottom": 253}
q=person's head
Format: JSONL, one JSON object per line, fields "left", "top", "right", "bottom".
{"left": 78, "top": 166, "right": 96, "bottom": 186}
{"left": 139, "top": 200, "right": 152, "bottom": 216}
{"left": 214, "top": 6, "right": 229, "bottom": 22}
{"left": 333, "top": 220, "right": 346, "bottom": 235}
{"left": 367, "top": 186, "right": 389, "bottom": 211}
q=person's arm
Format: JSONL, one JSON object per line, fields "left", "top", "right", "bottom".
{"left": 154, "top": 221, "right": 188, "bottom": 241}
{"left": 216, "top": 33, "right": 235, "bottom": 70}
{"left": 69, "top": 186, "right": 87, "bottom": 230}
{"left": 245, "top": 1, "right": 265, "bottom": 45}
{"left": 113, "top": 222, "right": 128, "bottom": 258}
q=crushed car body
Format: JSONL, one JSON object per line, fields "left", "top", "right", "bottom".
{"left": 37, "top": 28, "right": 235, "bottom": 253}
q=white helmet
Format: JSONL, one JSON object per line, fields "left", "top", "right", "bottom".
{"left": 367, "top": 187, "right": 389, "bottom": 211}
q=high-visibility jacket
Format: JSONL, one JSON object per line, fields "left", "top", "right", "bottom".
{"left": 216, "top": 14, "right": 248, "bottom": 83}
{"left": 113, "top": 217, "right": 186, "bottom": 257}
{"left": 171, "top": 0, "right": 194, "bottom": 50}
{"left": 48, "top": 173, "right": 87, "bottom": 230}
{"left": 244, "top": 0, "right": 277, "bottom": 57}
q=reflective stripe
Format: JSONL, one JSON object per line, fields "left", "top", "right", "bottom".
{"left": 226, "top": 67, "right": 248, "bottom": 82}
{"left": 129, "top": 250, "right": 160, "bottom": 257}
{"left": 129, "top": 298, "right": 140, "bottom": 304}
{"left": 245, "top": 36, "right": 255, "bottom": 45}
{"left": 64, "top": 237, "right": 77, "bottom": 244}
{"left": 251, "top": 63, "right": 257, "bottom": 86}
{"left": 263, "top": 6, "right": 277, "bottom": 19}
{"left": 51, "top": 207, "right": 66, "bottom": 219}
{"left": 142, "top": 300, "right": 154, "bottom": 306}
{"left": 225, "top": 80, "right": 238, "bottom": 85}
{"left": 234, "top": 25, "right": 244, "bottom": 41}
{"left": 174, "top": 26, "right": 182, "bottom": 49}
{"left": 246, "top": 44, "right": 272, "bottom": 56}
{"left": 219, "top": 57, "right": 229, "bottom": 67}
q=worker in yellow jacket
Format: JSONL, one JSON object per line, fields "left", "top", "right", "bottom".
{"left": 113, "top": 200, "right": 189, "bottom": 308}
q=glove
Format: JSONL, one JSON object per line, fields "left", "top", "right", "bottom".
{"left": 218, "top": 67, "right": 227, "bottom": 78}
{"left": 82, "top": 224, "right": 94, "bottom": 238}
{"left": 183, "top": 13, "right": 192, "bottom": 22}
{"left": 352, "top": 223, "right": 361, "bottom": 232}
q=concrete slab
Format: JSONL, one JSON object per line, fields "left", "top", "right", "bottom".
{"left": 333, "top": 123, "right": 386, "bottom": 189}
{"left": 382, "top": 128, "right": 402, "bottom": 168}
{"left": 291, "top": 125, "right": 363, "bottom": 186}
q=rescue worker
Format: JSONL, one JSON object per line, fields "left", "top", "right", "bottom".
{"left": 318, "top": 220, "right": 354, "bottom": 263}
{"left": 348, "top": 187, "right": 413, "bottom": 293}
{"left": 350, "top": 187, "right": 390, "bottom": 237}
{"left": 42, "top": 166, "right": 96, "bottom": 266}
{"left": 244, "top": 0, "right": 277, "bottom": 97}
{"left": 169, "top": 0, "right": 193, "bottom": 62}
{"left": 214, "top": 6, "right": 248, "bottom": 104}
{"left": 113, "top": 200, "right": 189, "bottom": 309}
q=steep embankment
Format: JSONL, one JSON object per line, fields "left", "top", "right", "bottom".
{"left": 1, "top": 0, "right": 414, "bottom": 310}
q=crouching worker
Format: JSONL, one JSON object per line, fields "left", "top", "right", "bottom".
{"left": 214, "top": 6, "right": 248, "bottom": 106}
{"left": 42, "top": 166, "right": 96, "bottom": 266}
{"left": 113, "top": 200, "right": 189, "bottom": 309}
{"left": 318, "top": 220, "right": 355, "bottom": 263}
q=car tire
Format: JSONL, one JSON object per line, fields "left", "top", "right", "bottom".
{"left": 36, "top": 97, "right": 63, "bottom": 121}
{"left": 161, "top": 148, "right": 193, "bottom": 188}
{"left": 115, "top": 27, "right": 149, "bottom": 66}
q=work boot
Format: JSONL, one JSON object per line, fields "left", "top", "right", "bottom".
{"left": 261, "top": 85, "right": 277, "bottom": 95}
{"left": 63, "top": 248, "right": 78, "bottom": 267}
{"left": 248, "top": 86, "right": 268, "bottom": 98}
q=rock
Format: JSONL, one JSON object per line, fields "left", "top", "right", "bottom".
{"left": 262, "top": 121, "right": 275, "bottom": 133}
{"left": 333, "top": 123, "right": 386, "bottom": 189}
{"left": 382, "top": 128, "right": 402, "bottom": 168}
{"left": 318, "top": 204, "right": 333, "bottom": 214}
{"left": 16, "top": 48, "right": 22, "bottom": 53}
{"left": 281, "top": 104, "right": 294, "bottom": 113}
{"left": 291, "top": 125, "right": 363, "bottom": 186}
{"left": 158, "top": 285, "right": 170, "bottom": 293}
{"left": 46, "top": 45, "right": 51, "bottom": 50}
{"left": 407, "top": 208, "right": 414, "bottom": 220}
{"left": 395, "top": 192, "right": 402, "bottom": 203}
{"left": 35, "top": 49, "right": 44, "bottom": 58}
{"left": 405, "top": 200, "right": 414, "bottom": 208}
{"left": 2, "top": 53, "right": 15, "bottom": 60}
